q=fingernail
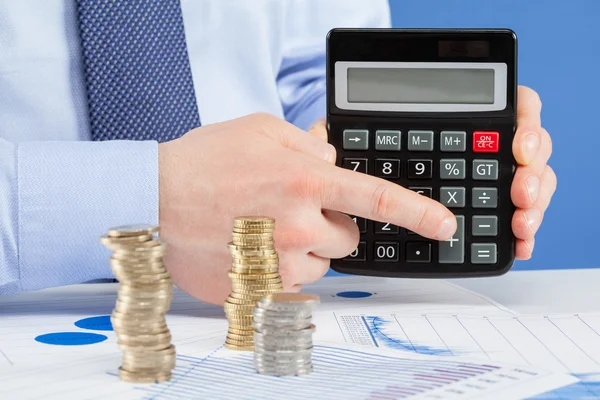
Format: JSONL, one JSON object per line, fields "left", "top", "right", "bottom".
{"left": 522, "top": 133, "right": 540, "bottom": 164}
{"left": 524, "top": 208, "right": 542, "bottom": 234}
{"left": 525, "top": 175, "right": 540, "bottom": 204}
{"left": 435, "top": 216, "right": 456, "bottom": 240}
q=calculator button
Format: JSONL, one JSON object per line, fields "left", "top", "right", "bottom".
{"left": 473, "top": 131, "right": 499, "bottom": 153}
{"left": 374, "top": 242, "right": 399, "bottom": 262}
{"left": 472, "top": 216, "right": 498, "bottom": 236}
{"left": 344, "top": 241, "right": 366, "bottom": 261}
{"left": 440, "top": 131, "right": 466, "bottom": 152}
{"left": 375, "top": 159, "right": 400, "bottom": 179}
{"left": 440, "top": 187, "right": 466, "bottom": 208}
{"left": 375, "top": 130, "right": 401, "bottom": 151}
{"left": 342, "top": 158, "right": 368, "bottom": 174}
{"left": 440, "top": 159, "right": 466, "bottom": 180}
{"left": 408, "top": 187, "right": 432, "bottom": 198}
{"left": 473, "top": 159, "right": 499, "bottom": 180}
{"left": 471, "top": 243, "right": 497, "bottom": 264}
{"left": 374, "top": 222, "right": 400, "bottom": 234}
{"left": 439, "top": 215, "right": 464, "bottom": 264}
{"left": 472, "top": 188, "right": 498, "bottom": 208}
{"left": 408, "top": 160, "right": 433, "bottom": 179}
{"left": 348, "top": 215, "right": 367, "bottom": 233}
{"left": 407, "top": 130, "right": 434, "bottom": 151}
{"left": 406, "top": 242, "right": 432, "bottom": 263}
{"left": 343, "top": 129, "right": 369, "bottom": 150}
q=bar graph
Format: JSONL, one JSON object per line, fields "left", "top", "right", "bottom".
{"left": 133, "top": 345, "right": 569, "bottom": 400}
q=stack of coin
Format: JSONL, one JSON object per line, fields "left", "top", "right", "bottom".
{"left": 101, "top": 224, "right": 175, "bottom": 383}
{"left": 253, "top": 292, "right": 320, "bottom": 376}
{"left": 224, "top": 216, "right": 283, "bottom": 351}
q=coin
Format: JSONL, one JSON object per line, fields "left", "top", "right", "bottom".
{"left": 102, "top": 225, "right": 175, "bottom": 383}
{"left": 223, "top": 216, "right": 285, "bottom": 350}
{"left": 253, "top": 292, "right": 319, "bottom": 376}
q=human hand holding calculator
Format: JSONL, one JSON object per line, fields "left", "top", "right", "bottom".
{"left": 325, "top": 28, "right": 556, "bottom": 278}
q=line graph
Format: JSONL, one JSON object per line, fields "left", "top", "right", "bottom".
{"left": 330, "top": 312, "right": 600, "bottom": 399}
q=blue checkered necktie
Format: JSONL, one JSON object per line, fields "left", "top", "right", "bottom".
{"left": 77, "top": 0, "right": 201, "bottom": 142}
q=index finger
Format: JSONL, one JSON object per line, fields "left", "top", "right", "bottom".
{"left": 318, "top": 163, "right": 457, "bottom": 240}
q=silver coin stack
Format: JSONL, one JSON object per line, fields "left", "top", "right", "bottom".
{"left": 252, "top": 292, "right": 320, "bottom": 376}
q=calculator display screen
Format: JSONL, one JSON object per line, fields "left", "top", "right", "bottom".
{"left": 347, "top": 67, "right": 495, "bottom": 104}
{"left": 334, "top": 61, "right": 507, "bottom": 112}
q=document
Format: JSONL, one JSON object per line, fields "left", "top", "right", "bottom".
{"left": 0, "top": 277, "right": 583, "bottom": 399}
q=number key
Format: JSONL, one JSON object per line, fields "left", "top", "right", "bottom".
{"left": 344, "top": 241, "right": 366, "bottom": 261}
{"left": 408, "top": 159, "right": 432, "bottom": 179}
{"left": 374, "top": 222, "right": 399, "bottom": 234}
{"left": 349, "top": 215, "right": 367, "bottom": 233}
{"left": 374, "top": 242, "right": 399, "bottom": 262}
{"left": 375, "top": 159, "right": 400, "bottom": 179}
{"left": 342, "top": 158, "right": 368, "bottom": 174}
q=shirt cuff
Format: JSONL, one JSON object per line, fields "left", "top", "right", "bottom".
{"left": 17, "top": 140, "right": 158, "bottom": 291}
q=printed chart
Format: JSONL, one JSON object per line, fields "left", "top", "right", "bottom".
{"left": 326, "top": 312, "right": 600, "bottom": 399}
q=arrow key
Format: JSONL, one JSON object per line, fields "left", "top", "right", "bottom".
{"left": 343, "top": 129, "right": 369, "bottom": 150}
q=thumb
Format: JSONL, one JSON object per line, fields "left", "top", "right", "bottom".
{"left": 308, "top": 118, "right": 328, "bottom": 142}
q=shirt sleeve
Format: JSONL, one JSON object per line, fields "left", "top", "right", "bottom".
{"left": 0, "top": 139, "right": 158, "bottom": 294}
{"left": 276, "top": 0, "right": 391, "bottom": 131}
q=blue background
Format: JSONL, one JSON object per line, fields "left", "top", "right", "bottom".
{"left": 329, "top": 0, "right": 599, "bottom": 275}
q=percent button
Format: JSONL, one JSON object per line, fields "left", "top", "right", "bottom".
{"left": 440, "top": 159, "right": 466, "bottom": 180}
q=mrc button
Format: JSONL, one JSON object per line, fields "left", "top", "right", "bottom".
{"left": 375, "top": 130, "right": 401, "bottom": 150}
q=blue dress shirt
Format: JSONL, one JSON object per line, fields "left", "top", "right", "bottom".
{"left": 0, "top": 1, "right": 391, "bottom": 294}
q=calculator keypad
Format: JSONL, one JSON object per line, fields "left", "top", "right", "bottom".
{"left": 338, "top": 128, "right": 506, "bottom": 273}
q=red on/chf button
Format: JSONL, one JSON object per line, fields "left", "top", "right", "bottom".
{"left": 473, "top": 131, "right": 499, "bottom": 153}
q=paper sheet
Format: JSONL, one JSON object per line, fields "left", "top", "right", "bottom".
{"left": 0, "top": 277, "right": 581, "bottom": 399}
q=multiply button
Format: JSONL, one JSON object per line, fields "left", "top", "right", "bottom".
{"left": 375, "top": 130, "right": 401, "bottom": 151}
{"left": 439, "top": 215, "right": 464, "bottom": 264}
{"left": 407, "top": 130, "right": 434, "bottom": 151}
{"left": 343, "top": 129, "right": 369, "bottom": 150}
{"left": 440, "top": 131, "right": 466, "bottom": 152}
{"left": 472, "top": 188, "right": 498, "bottom": 208}
{"left": 440, "top": 187, "right": 465, "bottom": 208}
{"left": 473, "top": 159, "right": 499, "bottom": 180}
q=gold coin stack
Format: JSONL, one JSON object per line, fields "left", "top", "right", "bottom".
{"left": 224, "top": 216, "right": 283, "bottom": 351}
{"left": 101, "top": 224, "right": 176, "bottom": 383}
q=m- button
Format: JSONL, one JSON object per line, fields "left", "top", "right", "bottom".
{"left": 375, "top": 130, "right": 401, "bottom": 151}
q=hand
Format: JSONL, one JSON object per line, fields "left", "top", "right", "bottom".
{"left": 509, "top": 86, "right": 557, "bottom": 259}
{"left": 309, "top": 85, "right": 558, "bottom": 261}
{"left": 159, "top": 113, "right": 456, "bottom": 304}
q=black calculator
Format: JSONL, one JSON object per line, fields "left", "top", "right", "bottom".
{"left": 326, "top": 28, "right": 517, "bottom": 278}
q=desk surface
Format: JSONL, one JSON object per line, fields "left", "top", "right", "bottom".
{"left": 453, "top": 268, "right": 600, "bottom": 314}
{"left": 2, "top": 268, "right": 598, "bottom": 313}
{"left": 1, "top": 268, "right": 598, "bottom": 400}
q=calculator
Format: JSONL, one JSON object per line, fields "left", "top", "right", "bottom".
{"left": 326, "top": 28, "right": 518, "bottom": 278}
